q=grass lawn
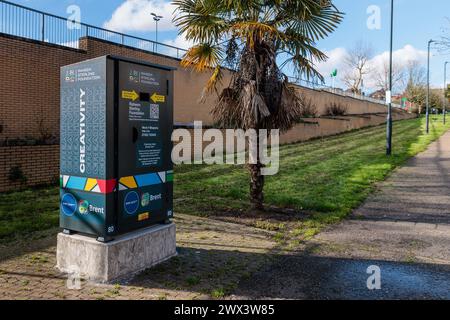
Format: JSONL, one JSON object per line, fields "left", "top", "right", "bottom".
{"left": 1, "top": 115, "right": 449, "bottom": 244}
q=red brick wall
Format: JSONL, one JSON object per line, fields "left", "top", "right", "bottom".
{"left": 0, "top": 35, "right": 87, "bottom": 140}
{"left": 0, "top": 144, "right": 59, "bottom": 192}
{"left": 0, "top": 34, "right": 415, "bottom": 193}
{"left": 0, "top": 35, "right": 228, "bottom": 142}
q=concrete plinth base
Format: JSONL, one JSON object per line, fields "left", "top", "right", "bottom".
{"left": 56, "top": 223, "right": 176, "bottom": 283}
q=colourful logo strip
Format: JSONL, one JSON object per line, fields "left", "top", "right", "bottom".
{"left": 66, "top": 176, "right": 87, "bottom": 190}
{"left": 61, "top": 175, "right": 116, "bottom": 194}
{"left": 166, "top": 170, "right": 174, "bottom": 182}
{"left": 84, "top": 178, "right": 98, "bottom": 192}
{"left": 61, "top": 171, "right": 172, "bottom": 193}
{"left": 97, "top": 179, "right": 117, "bottom": 194}
{"left": 134, "top": 173, "right": 161, "bottom": 187}
{"left": 119, "top": 176, "right": 138, "bottom": 189}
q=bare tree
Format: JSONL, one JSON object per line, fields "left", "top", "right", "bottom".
{"left": 342, "top": 41, "right": 374, "bottom": 93}
{"left": 372, "top": 58, "right": 405, "bottom": 93}
{"left": 404, "top": 60, "right": 427, "bottom": 113}
{"left": 438, "top": 17, "right": 450, "bottom": 53}
{"left": 404, "top": 60, "right": 426, "bottom": 87}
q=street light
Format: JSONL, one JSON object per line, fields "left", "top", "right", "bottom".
{"left": 386, "top": 0, "right": 394, "bottom": 156}
{"left": 444, "top": 61, "right": 449, "bottom": 124}
{"left": 151, "top": 12, "right": 163, "bottom": 51}
{"left": 426, "top": 39, "right": 436, "bottom": 134}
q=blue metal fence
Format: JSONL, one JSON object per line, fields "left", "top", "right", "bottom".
{"left": 0, "top": 0, "right": 187, "bottom": 59}
{"left": 288, "top": 77, "right": 402, "bottom": 108}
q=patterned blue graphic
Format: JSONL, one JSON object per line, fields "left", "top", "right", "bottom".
{"left": 61, "top": 193, "right": 77, "bottom": 216}
{"left": 134, "top": 173, "right": 161, "bottom": 187}
{"left": 60, "top": 58, "right": 107, "bottom": 178}
{"left": 124, "top": 191, "right": 139, "bottom": 215}
{"left": 66, "top": 176, "right": 87, "bottom": 190}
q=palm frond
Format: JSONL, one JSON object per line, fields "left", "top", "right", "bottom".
{"left": 201, "top": 65, "right": 224, "bottom": 99}
{"left": 277, "top": 0, "right": 344, "bottom": 42}
{"left": 230, "top": 21, "right": 284, "bottom": 47}
{"left": 180, "top": 43, "right": 223, "bottom": 72}
{"left": 173, "top": 0, "right": 228, "bottom": 43}
{"left": 173, "top": 0, "right": 344, "bottom": 131}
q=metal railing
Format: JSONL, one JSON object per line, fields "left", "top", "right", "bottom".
{"left": 288, "top": 77, "right": 403, "bottom": 108}
{"left": 0, "top": 0, "right": 406, "bottom": 109}
{"left": 0, "top": 0, "right": 188, "bottom": 59}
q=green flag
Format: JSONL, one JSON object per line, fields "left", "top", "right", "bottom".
{"left": 331, "top": 69, "right": 338, "bottom": 77}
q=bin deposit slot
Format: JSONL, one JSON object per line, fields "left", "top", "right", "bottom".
{"left": 132, "top": 127, "right": 139, "bottom": 143}
{"left": 140, "top": 92, "right": 150, "bottom": 102}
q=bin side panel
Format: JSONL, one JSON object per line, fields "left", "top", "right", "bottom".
{"left": 60, "top": 57, "right": 108, "bottom": 237}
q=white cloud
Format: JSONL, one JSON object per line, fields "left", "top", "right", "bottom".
{"left": 369, "top": 44, "right": 427, "bottom": 72}
{"left": 104, "top": 0, "right": 177, "bottom": 32}
{"left": 316, "top": 47, "right": 347, "bottom": 79}
{"left": 365, "top": 45, "right": 427, "bottom": 89}
{"left": 133, "top": 33, "right": 192, "bottom": 58}
{"left": 316, "top": 44, "right": 427, "bottom": 90}
{"left": 163, "top": 33, "right": 193, "bottom": 50}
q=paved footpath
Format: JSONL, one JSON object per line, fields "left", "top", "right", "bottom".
{"left": 0, "top": 214, "right": 276, "bottom": 300}
{"left": 234, "top": 130, "right": 450, "bottom": 300}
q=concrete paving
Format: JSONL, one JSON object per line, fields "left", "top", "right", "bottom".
{"left": 234, "top": 130, "right": 450, "bottom": 300}
{"left": 0, "top": 214, "right": 276, "bottom": 300}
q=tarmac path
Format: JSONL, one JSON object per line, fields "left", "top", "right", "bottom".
{"left": 234, "top": 130, "right": 450, "bottom": 300}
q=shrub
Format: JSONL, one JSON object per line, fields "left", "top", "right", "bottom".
{"left": 324, "top": 102, "right": 348, "bottom": 116}
{"left": 8, "top": 166, "right": 27, "bottom": 184}
{"left": 299, "top": 98, "right": 318, "bottom": 118}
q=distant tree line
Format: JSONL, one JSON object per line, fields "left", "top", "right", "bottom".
{"left": 342, "top": 41, "right": 444, "bottom": 114}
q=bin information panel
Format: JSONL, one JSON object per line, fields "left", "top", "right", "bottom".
{"left": 117, "top": 61, "right": 173, "bottom": 232}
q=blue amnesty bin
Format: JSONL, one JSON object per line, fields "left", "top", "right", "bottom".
{"left": 60, "top": 55, "right": 175, "bottom": 242}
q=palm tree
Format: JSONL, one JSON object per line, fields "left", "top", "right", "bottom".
{"left": 173, "top": 0, "right": 344, "bottom": 210}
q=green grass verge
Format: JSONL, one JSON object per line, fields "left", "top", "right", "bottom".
{"left": 0, "top": 187, "right": 59, "bottom": 242}
{"left": 0, "top": 115, "right": 448, "bottom": 243}
{"left": 174, "top": 114, "right": 450, "bottom": 242}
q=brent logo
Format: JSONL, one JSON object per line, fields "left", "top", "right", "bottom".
{"left": 78, "top": 200, "right": 89, "bottom": 214}
{"left": 78, "top": 200, "right": 105, "bottom": 215}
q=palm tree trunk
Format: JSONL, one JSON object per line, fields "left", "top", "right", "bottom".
{"left": 248, "top": 129, "right": 265, "bottom": 210}
{"left": 249, "top": 162, "right": 264, "bottom": 210}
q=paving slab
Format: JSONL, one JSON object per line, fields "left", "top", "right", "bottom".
{"left": 0, "top": 214, "right": 276, "bottom": 300}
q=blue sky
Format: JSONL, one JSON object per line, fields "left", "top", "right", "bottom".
{"left": 11, "top": 0, "right": 450, "bottom": 90}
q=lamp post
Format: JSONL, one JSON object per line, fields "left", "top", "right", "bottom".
{"left": 386, "top": 0, "right": 394, "bottom": 156}
{"left": 444, "top": 61, "right": 449, "bottom": 124}
{"left": 151, "top": 12, "right": 163, "bottom": 52}
{"left": 426, "top": 39, "right": 436, "bottom": 134}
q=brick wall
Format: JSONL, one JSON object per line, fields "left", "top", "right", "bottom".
{"left": 0, "top": 144, "right": 59, "bottom": 192}
{"left": 0, "top": 35, "right": 232, "bottom": 142}
{"left": 0, "top": 34, "right": 416, "bottom": 193}
{"left": 0, "top": 35, "right": 87, "bottom": 140}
